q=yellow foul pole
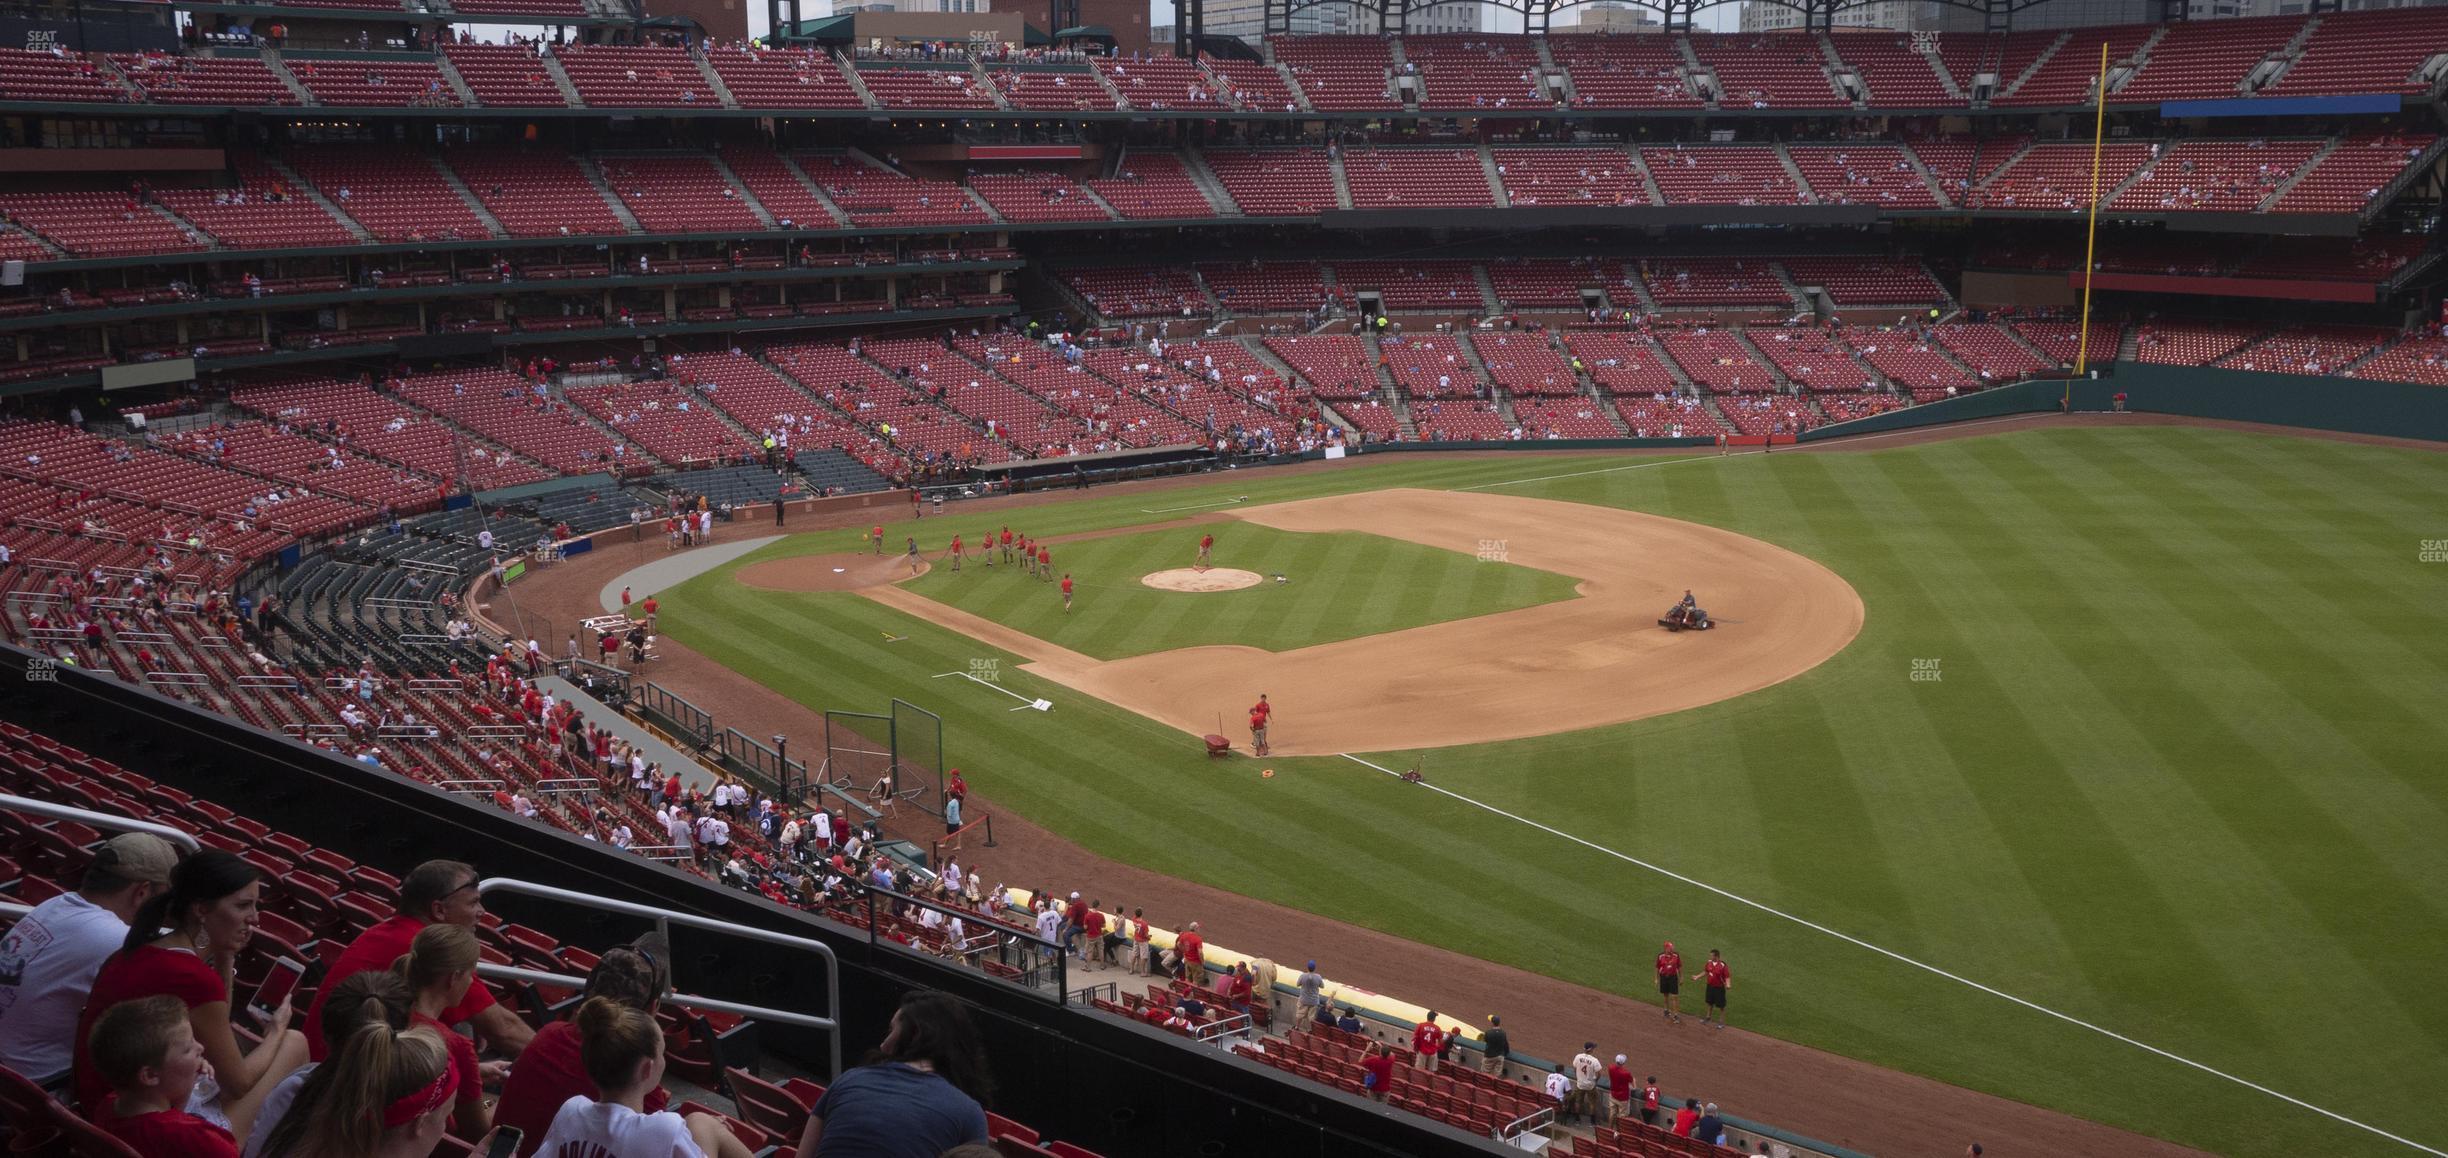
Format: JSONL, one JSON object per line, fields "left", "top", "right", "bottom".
{"left": 2071, "top": 41, "right": 2112, "bottom": 402}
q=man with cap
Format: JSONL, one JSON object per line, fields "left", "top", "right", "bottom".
{"left": 1569, "top": 1042, "right": 1604, "bottom": 1124}
{"left": 303, "top": 859, "right": 535, "bottom": 1061}
{"left": 0, "top": 832, "right": 178, "bottom": 1087}
{"left": 1607, "top": 1053, "right": 1635, "bottom": 1123}
{"left": 1480, "top": 1015, "right": 1510, "bottom": 1075}
{"left": 1294, "top": 961, "right": 1325, "bottom": 1030}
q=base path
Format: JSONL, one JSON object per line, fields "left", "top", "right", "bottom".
{"left": 802, "top": 488, "right": 1863, "bottom": 755}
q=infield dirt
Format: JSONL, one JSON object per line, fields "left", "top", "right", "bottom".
{"left": 743, "top": 487, "right": 1866, "bottom": 755}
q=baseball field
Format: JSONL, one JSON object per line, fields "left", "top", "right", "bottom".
{"left": 650, "top": 423, "right": 2448, "bottom": 1158}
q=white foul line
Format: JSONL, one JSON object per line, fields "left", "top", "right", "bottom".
{"left": 930, "top": 671, "right": 1051, "bottom": 712}
{"left": 1339, "top": 752, "right": 2446, "bottom": 1157}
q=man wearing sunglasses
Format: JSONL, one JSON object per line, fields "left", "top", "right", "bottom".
{"left": 299, "top": 860, "right": 535, "bottom": 1061}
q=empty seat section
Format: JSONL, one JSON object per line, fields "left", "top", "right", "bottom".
{"left": 556, "top": 45, "right": 713, "bottom": 107}
{"left": 2345, "top": 333, "right": 2448, "bottom": 386}
{"left": 1204, "top": 59, "right": 1299, "bottom": 111}
{"left": 1787, "top": 144, "right": 1941, "bottom": 208}
{"left": 1637, "top": 145, "right": 1802, "bottom": 205}
{"left": 1086, "top": 153, "right": 1217, "bottom": 219}
{"left": 1551, "top": 35, "right": 1700, "bottom": 109}
{"left": 152, "top": 155, "right": 355, "bottom": 248}
{"left": 1332, "top": 260, "right": 1484, "bottom": 312}
{"left": 229, "top": 378, "right": 547, "bottom": 489}
{"left": 2235, "top": 233, "right": 2426, "bottom": 280}
{"left": 2267, "top": 133, "right": 2434, "bottom": 213}
{"left": 441, "top": 44, "right": 568, "bottom": 106}
{"left": 1492, "top": 147, "right": 1649, "bottom": 206}
{"left": 1995, "top": 25, "right": 2154, "bottom": 105}
{"left": 393, "top": 368, "right": 640, "bottom": 473}
{"left": 1377, "top": 335, "right": 1486, "bottom": 399}
{"left": 2108, "top": 138, "right": 2321, "bottom": 212}
{"left": 1689, "top": 33, "right": 1846, "bottom": 107}
{"left": 1561, "top": 333, "right": 1683, "bottom": 395}
{"left": 1746, "top": 326, "right": 1869, "bottom": 392}
{"left": 857, "top": 65, "right": 995, "bottom": 108}
{"left": 992, "top": 67, "right": 1119, "bottom": 111}
{"left": 1635, "top": 257, "right": 1791, "bottom": 308}
{"left": 1658, "top": 329, "right": 1776, "bottom": 392}
{"left": 1484, "top": 258, "right": 1607, "bottom": 310}
{"left": 0, "top": 48, "right": 135, "bottom": 102}
{"left": 1828, "top": 31, "right": 1956, "bottom": 106}
{"left": 2214, "top": 325, "right": 2389, "bottom": 373}
{"left": 443, "top": 148, "right": 626, "bottom": 237}
{"left": 2132, "top": 319, "right": 2260, "bottom": 366}
{"left": 2264, "top": 8, "right": 2448, "bottom": 96}
{"left": 1270, "top": 35, "right": 1397, "bottom": 110}
{"left": 283, "top": 147, "right": 490, "bottom": 243}
{"left": 967, "top": 170, "right": 1113, "bottom": 223}
{"left": 1090, "top": 56, "right": 1220, "bottom": 110}
{"left": 286, "top": 55, "right": 459, "bottom": 107}
{"left": 1780, "top": 258, "right": 1943, "bottom": 306}
{"left": 1199, "top": 149, "right": 1337, "bottom": 216}
{"left": 712, "top": 144, "right": 838, "bottom": 228}
{"left": 1931, "top": 323, "right": 2053, "bottom": 379}
{"left": 596, "top": 154, "right": 763, "bottom": 232}
{"left": 1340, "top": 147, "right": 1496, "bottom": 209}
{"left": 0, "top": 192, "right": 202, "bottom": 257}
{"left": 705, "top": 47, "right": 862, "bottom": 109}
{"left": 1468, "top": 332, "right": 1580, "bottom": 397}
{"left": 1403, "top": 34, "right": 1551, "bottom": 111}
{"left": 1839, "top": 327, "right": 1978, "bottom": 396}
{"left": 1510, "top": 397, "right": 1620, "bottom": 437}
{"left": 565, "top": 381, "right": 754, "bottom": 466}
{"left": 1196, "top": 262, "right": 1339, "bottom": 314}
{"left": 2112, "top": 16, "right": 2298, "bottom": 102}
{"left": 1065, "top": 267, "right": 1207, "bottom": 319}
{"left": 1971, "top": 141, "right": 2155, "bottom": 210}
{"left": 109, "top": 52, "right": 295, "bottom": 105}
{"left": 797, "top": 153, "right": 990, "bottom": 227}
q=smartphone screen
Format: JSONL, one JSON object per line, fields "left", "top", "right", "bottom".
{"left": 248, "top": 957, "right": 305, "bottom": 1025}
{"left": 483, "top": 1127, "right": 524, "bottom": 1158}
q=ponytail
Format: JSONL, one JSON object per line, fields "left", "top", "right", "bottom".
{"left": 387, "top": 923, "right": 479, "bottom": 994}
{"left": 118, "top": 849, "right": 256, "bottom": 956}
{"left": 258, "top": 1023, "right": 451, "bottom": 1158}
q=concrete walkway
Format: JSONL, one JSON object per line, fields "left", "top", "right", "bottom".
{"left": 534, "top": 673, "right": 717, "bottom": 793}
{"left": 597, "top": 535, "right": 785, "bottom": 615}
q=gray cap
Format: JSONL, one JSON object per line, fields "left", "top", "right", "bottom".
{"left": 94, "top": 833, "right": 179, "bottom": 885}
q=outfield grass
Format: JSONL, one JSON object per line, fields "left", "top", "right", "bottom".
{"left": 898, "top": 523, "right": 1583, "bottom": 659}
{"left": 659, "top": 430, "right": 2448, "bottom": 1158}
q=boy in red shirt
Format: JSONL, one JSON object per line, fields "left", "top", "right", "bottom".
{"left": 948, "top": 534, "right": 964, "bottom": 572}
{"left": 1249, "top": 694, "right": 1272, "bottom": 756}
{"left": 1061, "top": 573, "right": 1074, "bottom": 612}
{"left": 1036, "top": 545, "right": 1051, "bottom": 580}
{"left": 90, "top": 995, "right": 238, "bottom": 1158}
{"left": 1411, "top": 1011, "right": 1446, "bottom": 1072}
{"left": 999, "top": 526, "right": 1013, "bottom": 563}
{"left": 1359, "top": 1043, "right": 1396, "bottom": 1101}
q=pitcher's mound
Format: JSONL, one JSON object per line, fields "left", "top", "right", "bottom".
{"left": 1143, "top": 567, "right": 1263, "bottom": 592}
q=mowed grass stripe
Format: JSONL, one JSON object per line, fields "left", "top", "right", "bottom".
{"left": 1977, "top": 439, "right": 2448, "bottom": 1041}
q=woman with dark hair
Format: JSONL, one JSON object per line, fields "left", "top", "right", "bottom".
{"left": 73, "top": 849, "right": 308, "bottom": 1139}
{"left": 796, "top": 991, "right": 991, "bottom": 1158}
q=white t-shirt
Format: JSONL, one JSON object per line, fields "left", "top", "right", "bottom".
{"left": 240, "top": 1063, "right": 317, "bottom": 1158}
{"left": 0, "top": 892, "right": 131, "bottom": 1080}
{"left": 537, "top": 1096, "right": 704, "bottom": 1158}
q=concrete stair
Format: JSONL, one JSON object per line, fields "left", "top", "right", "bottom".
{"left": 1999, "top": 32, "right": 2066, "bottom": 100}
{"left": 1922, "top": 40, "right": 1967, "bottom": 101}
{"left": 263, "top": 50, "right": 315, "bottom": 105}
{"left": 574, "top": 156, "right": 645, "bottom": 233}
{"left": 1179, "top": 149, "right": 1242, "bottom": 216}
{"left": 2256, "top": 136, "right": 2337, "bottom": 210}
{"left": 971, "top": 62, "right": 1012, "bottom": 110}
{"left": 1730, "top": 329, "right": 1791, "bottom": 389}
{"left": 775, "top": 154, "right": 856, "bottom": 226}
{"left": 541, "top": 51, "right": 584, "bottom": 107}
{"left": 1276, "top": 63, "right": 1316, "bottom": 114}
{"left": 704, "top": 152, "right": 776, "bottom": 227}
{"left": 692, "top": 52, "right": 740, "bottom": 109}
{"left": 262, "top": 155, "right": 372, "bottom": 242}
{"left": 1089, "top": 63, "right": 1130, "bottom": 110}
{"left": 435, "top": 55, "right": 482, "bottom": 106}
{"left": 1627, "top": 148, "right": 1666, "bottom": 205}
{"left": 834, "top": 52, "right": 880, "bottom": 109}
{"left": 1897, "top": 143, "right": 1953, "bottom": 208}
{"left": 1773, "top": 144, "right": 1816, "bottom": 202}
{"left": 1327, "top": 152, "right": 1354, "bottom": 210}
{"left": 2000, "top": 323, "right": 2056, "bottom": 365}
{"left": 144, "top": 203, "right": 214, "bottom": 248}
{"left": 429, "top": 158, "right": 509, "bottom": 237}
{"left": 1477, "top": 143, "right": 1511, "bottom": 208}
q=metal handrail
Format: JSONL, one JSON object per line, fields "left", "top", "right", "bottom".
{"left": 474, "top": 962, "right": 838, "bottom": 1032}
{"left": 477, "top": 876, "right": 842, "bottom": 1078}
{"left": 0, "top": 792, "right": 201, "bottom": 852}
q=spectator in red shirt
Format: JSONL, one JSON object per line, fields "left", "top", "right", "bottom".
{"left": 73, "top": 851, "right": 307, "bottom": 1138}
{"left": 1410, "top": 1011, "right": 1446, "bottom": 1072}
{"left": 1359, "top": 1043, "right": 1396, "bottom": 1102}
{"left": 1607, "top": 1055, "right": 1635, "bottom": 1122}
{"left": 1671, "top": 1100, "right": 1701, "bottom": 1138}
{"left": 392, "top": 924, "right": 492, "bottom": 1137}
{"left": 1080, "top": 903, "right": 1109, "bottom": 970}
{"left": 91, "top": 994, "right": 239, "bottom": 1158}
{"left": 1225, "top": 962, "right": 1255, "bottom": 1014}
{"left": 491, "top": 934, "right": 671, "bottom": 1157}
{"left": 1655, "top": 941, "right": 1684, "bottom": 1023}
{"left": 1641, "top": 1077, "right": 1662, "bottom": 1128}
{"left": 641, "top": 595, "right": 659, "bottom": 631}
{"left": 300, "top": 860, "right": 532, "bottom": 1065}
{"left": 1173, "top": 922, "right": 1204, "bottom": 981}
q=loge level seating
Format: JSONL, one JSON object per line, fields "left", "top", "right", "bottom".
{"left": 280, "top": 147, "right": 492, "bottom": 243}
{"left": 444, "top": 148, "right": 627, "bottom": 237}
{"left": 1972, "top": 141, "right": 2156, "bottom": 211}
{"left": 108, "top": 53, "right": 295, "bottom": 105}
{"left": 1551, "top": 35, "right": 1700, "bottom": 109}
{"left": 1198, "top": 148, "right": 1339, "bottom": 216}
{"left": 966, "top": 170, "right": 1114, "bottom": 224}
{"left": 1340, "top": 148, "right": 1498, "bottom": 209}
{"left": 800, "top": 154, "right": 991, "bottom": 227}
{"left": 1087, "top": 152, "right": 1217, "bottom": 220}
{"left": 2109, "top": 138, "right": 2322, "bottom": 212}
{"left": 1781, "top": 258, "right": 1944, "bottom": 306}
{"left": 1689, "top": 33, "right": 1846, "bottom": 108}
{"left": 556, "top": 45, "right": 714, "bottom": 108}
{"left": 152, "top": 155, "right": 356, "bottom": 249}
{"left": 2267, "top": 134, "right": 2436, "bottom": 214}
{"left": 714, "top": 145, "right": 837, "bottom": 229}
{"left": 1638, "top": 145, "right": 1802, "bottom": 206}
{"left": 1203, "top": 59, "right": 1299, "bottom": 111}
{"left": 1636, "top": 258, "right": 1791, "bottom": 308}
{"left": 0, "top": 192, "right": 203, "bottom": 258}
{"left": 1484, "top": 258, "right": 1608, "bottom": 310}
{"left": 1787, "top": 145, "right": 1941, "bottom": 208}
{"left": 704, "top": 47, "right": 862, "bottom": 109}
{"left": 1197, "top": 262, "right": 1338, "bottom": 314}
{"left": 0, "top": 48, "right": 134, "bottom": 103}
{"left": 1091, "top": 55, "right": 1220, "bottom": 110}
{"left": 1493, "top": 147, "right": 1650, "bottom": 207}
{"left": 1269, "top": 35, "right": 1398, "bottom": 110}
{"left": 596, "top": 154, "right": 765, "bottom": 234}
{"left": 1065, "top": 267, "right": 1207, "bottom": 320}
{"left": 1332, "top": 260, "right": 1486, "bottom": 312}
{"left": 285, "top": 55, "right": 458, "bottom": 107}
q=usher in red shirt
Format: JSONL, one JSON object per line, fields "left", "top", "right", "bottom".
{"left": 1656, "top": 951, "right": 1681, "bottom": 978}
{"left": 1704, "top": 960, "right": 1730, "bottom": 987}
